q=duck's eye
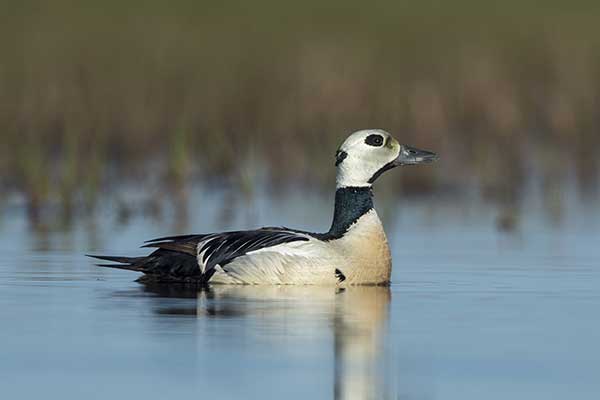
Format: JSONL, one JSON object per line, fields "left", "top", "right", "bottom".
{"left": 365, "top": 134, "right": 384, "bottom": 147}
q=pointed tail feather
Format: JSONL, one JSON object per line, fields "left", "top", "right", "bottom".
{"left": 86, "top": 254, "right": 147, "bottom": 272}
{"left": 87, "top": 250, "right": 204, "bottom": 282}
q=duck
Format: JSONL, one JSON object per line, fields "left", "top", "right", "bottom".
{"left": 89, "top": 129, "right": 437, "bottom": 285}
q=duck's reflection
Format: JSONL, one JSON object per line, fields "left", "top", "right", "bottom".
{"left": 333, "top": 287, "right": 390, "bottom": 400}
{"left": 141, "top": 283, "right": 391, "bottom": 400}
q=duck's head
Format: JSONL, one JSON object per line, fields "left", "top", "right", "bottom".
{"left": 335, "top": 129, "right": 437, "bottom": 188}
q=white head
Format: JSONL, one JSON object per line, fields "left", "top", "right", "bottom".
{"left": 335, "top": 129, "right": 437, "bottom": 188}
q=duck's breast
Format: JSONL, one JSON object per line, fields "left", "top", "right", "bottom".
{"left": 329, "top": 209, "right": 392, "bottom": 285}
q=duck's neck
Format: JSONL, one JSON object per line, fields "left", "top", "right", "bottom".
{"left": 327, "top": 186, "right": 374, "bottom": 239}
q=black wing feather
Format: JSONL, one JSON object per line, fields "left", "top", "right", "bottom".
{"left": 200, "top": 228, "right": 309, "bottom": 274}
{"left": 89, "top": 227, "right": 311, "bottom": 282}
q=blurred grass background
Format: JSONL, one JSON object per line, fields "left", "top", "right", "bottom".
{"left": 1, "top": 0, "right": 599, "bottom": 228}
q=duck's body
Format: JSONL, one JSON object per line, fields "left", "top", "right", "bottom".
{"left": 209, "top": 208, "right": 391, "bottom": 286}
{"left": 90, "top": 129, "right": 436, "bottom": 285}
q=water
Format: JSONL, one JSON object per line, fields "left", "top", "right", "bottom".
{"left": 1, "top": 191, "right": 599, "bottom": 399}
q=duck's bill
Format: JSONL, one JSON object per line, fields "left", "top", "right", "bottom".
{"left": 394, "top": 145, "right": 438, "bottom": 166}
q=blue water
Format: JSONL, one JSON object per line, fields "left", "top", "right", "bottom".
{"left": 1, "top": 191, "right": 599, "bottom": 399}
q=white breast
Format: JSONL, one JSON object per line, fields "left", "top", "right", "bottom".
{"left": 328, "top": 209, "right": 392, "bottom": 285}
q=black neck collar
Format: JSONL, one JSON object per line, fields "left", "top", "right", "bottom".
{"left": 323, "top": 186, "right": 373, "bottom": 239}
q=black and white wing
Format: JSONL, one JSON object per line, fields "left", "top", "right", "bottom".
{"left": 143, "top": 227, "right": 313, "bottom": 280}
{"left": 89, "top": 227, "right": 328, "bottom": 283}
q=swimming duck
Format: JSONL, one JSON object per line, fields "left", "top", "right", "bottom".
{"left": 90, "top": 129, "right": 437, "bottom": 285}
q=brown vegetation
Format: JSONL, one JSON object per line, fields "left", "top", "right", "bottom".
{"left": 1, "top": 1, "right": 599, "bottom": 228}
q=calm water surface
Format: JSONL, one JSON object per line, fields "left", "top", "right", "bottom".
{"left": 1, "top": 192, "right": 599, "bottom": 399}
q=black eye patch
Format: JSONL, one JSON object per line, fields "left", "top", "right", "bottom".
{"left": 365, "top": 134, "right": 384, "bottom": 147}
{"left": 335, "top": 150, "right": 347, "bottom": 166}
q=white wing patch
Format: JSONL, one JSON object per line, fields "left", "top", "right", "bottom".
{"left": 193, "top": 229, "right": 312, "bottom": 276}
{"left": 209, "top": 239, "right": 339, "bottom": 285}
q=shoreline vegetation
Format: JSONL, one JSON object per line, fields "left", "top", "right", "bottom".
{"left": 1, "top": 1, "right": 599, "bottom": 229}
